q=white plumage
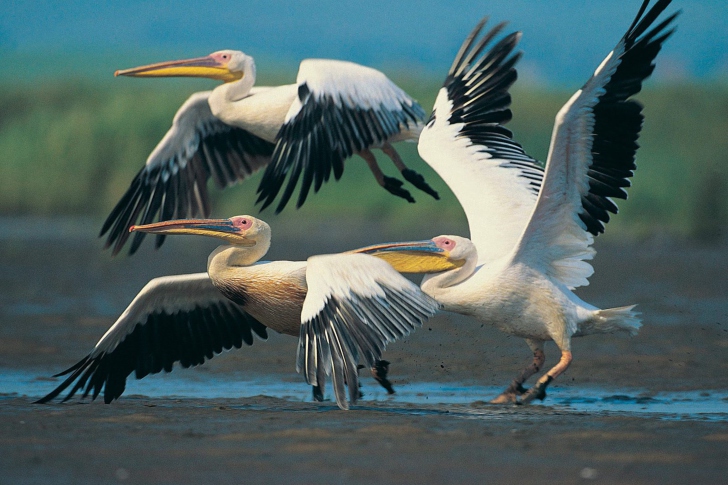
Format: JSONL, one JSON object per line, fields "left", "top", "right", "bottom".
{"left": 417, "top": 0, "right": 678, "bottom": 403}
{"left": 302, "top": 253, "right": 422, "bottom": 321}
{"left": 300, "top": 252, "right": 439, "bottom": 406}
{"left": 103, "top": 52, "right": 436, "bottom": 255}
{"left": 285, "top": 59, "right": 417, "bottom": 120}
{"left": 419, "top": 88, "right": 541, "bottom": 264}
{"left": 38, "top": 216, "right": 445, "bottom": 410}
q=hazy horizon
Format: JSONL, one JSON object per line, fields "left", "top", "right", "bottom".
{"left": 1, "top": 0, "right": 726, "bottom": 85}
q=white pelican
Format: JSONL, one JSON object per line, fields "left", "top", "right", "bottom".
{"left": 416, "top": 0, "right": 678, "bottom": 403}
{"left": 102, "top": 54, "right": 438, "bottom": 255}
{"left": 36, "top": 216, "right": 463, "bottom": 410}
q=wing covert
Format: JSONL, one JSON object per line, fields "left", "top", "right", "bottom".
{"left": 297, "top": 253, "right": 438, "bottom": 409}
{"left": 256, "top": 59, "right": 425, "bottom": 213}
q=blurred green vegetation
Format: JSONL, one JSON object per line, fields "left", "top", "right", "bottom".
{"left": 0, "top": 72, "right": 726, "bottom": 241}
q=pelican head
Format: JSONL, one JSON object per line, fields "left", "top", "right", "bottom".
{"left": 431, "top": 235, "right": 477, "bottom": 264}
{"left": 420, "top": 235, "right": 478, "bottom": 291}
{"left": 131, "top": 215, "right": 270, "bottom": 249}
{"left": 115, "top": 50, "right": 253, "bottom": 83}
{"left": 353, "top": 235, "right": 473, "bottom": 274}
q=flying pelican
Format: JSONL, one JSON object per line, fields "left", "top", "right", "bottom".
{"left": 415, "top": 0, "right": 678, "bottom": 403}
{"left": 102, "top": 54, "right": 439, "bottom": 255}
{"left": 36, "top": 216, "right": 463, "bottom": 409}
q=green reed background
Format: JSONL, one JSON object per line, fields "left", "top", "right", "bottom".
{"left": 1, "top": 69, "right": 726, "bottom": 241}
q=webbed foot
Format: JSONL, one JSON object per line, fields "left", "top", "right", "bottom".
{"left": 490, "top": 381, "right": 527, "bottom": 404}
{"left": 402, "top": 168, "right": 439, "bottom": 200}
{"left": 312, "top": 385, "right": 324, "bottom": 402}
{"left": 516, "top": 376, "right": 551, "bottom": 405}
{"left": 383, "top": 176, "right": 415, "bottom": 203}
{"left": 371, "top": 360, "right": 395, "bottom": 394}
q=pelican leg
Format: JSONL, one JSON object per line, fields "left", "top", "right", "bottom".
{"left": 490, "top": 339, "right": 545, "bottom": 404}
{"left": 519, "top": 349, "right": 573, "bottom": 405}
{"left": 360, "top": 149, "right": 414, "bottom": 203}
{"left": 350, "top": 366, "right": 366, "bottom": 399}
{"left": 381, "top": 142, "right": 440, "bottom": 200}
{"left": 312, "top": 384, "right": 324, "bottom": 402}
{"left": 371, "top": 360, "right": 395, "bottom": 394}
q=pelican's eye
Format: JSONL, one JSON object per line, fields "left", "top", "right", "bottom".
{"left": 212, "top": 52, "right": 232, "bottom": 63}
{"left": 433, "top": 237, "right": 456, "bottom": 250}
{"left": 230, "top": 216, "right": 253, "bottom": 230}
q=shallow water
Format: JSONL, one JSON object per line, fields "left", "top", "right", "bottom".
{"left": 4, "top": 369, "right": 727, "bottom": 422}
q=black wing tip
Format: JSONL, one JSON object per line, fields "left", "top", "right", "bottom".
{"left": 101, "top": 126, "right": 273, "bottom": 255}
{"left": 447, "top": 18, "right": 518, "bottom": 84}
{"left": 443, "top": 17, "right": 522, "bottom": 121}
{"left": 448, "top": 17, "right": 511, "bottom": 78}
{"left": 128, "top": 230, "right": 148, "bottom": 255}
{"left": 255, "top": 192, "right": 273, "bottom": 213}
{"left": 447, "top": 17, "right": 489, "bottom": 76}
{"left": 36, "top": 303, "right": 268, "bottom": 404}
{"left": 439, "top": 17, "right": 543, "bottom": 183}
{"left": 580, "top": 0, "right": 679, "bottom": 238}
{"left": 34, "top": 355, "right": 98, "bottom": 404}
{"left": 256, "top": 159, "right": 289, "bottom": 212}
{"left": 626, "top": 0, "right": 679, "bottom": 45}
{"left": 51, "top": 355, "right": 89, "bottom": 378}
{"left": 32, "top": 395, "right": 53, "bottom": 405}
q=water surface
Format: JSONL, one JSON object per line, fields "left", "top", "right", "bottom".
{"left": 4, "top": 369, "right": 727, "bottom": 422}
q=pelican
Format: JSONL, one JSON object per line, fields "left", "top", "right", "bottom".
{"left": 36, "top": 216, "right": 464, "bottom": 409}
{"left": 102, "top": 53, "right": 439, "bottom": 255}
{"left": 415, "top": 0, "right": 678, "bottom": 403}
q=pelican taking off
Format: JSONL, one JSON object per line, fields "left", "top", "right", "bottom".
{"left": 102, "top": 53, "right": 439, "bottom": 255}
{"left": 416, "top": 0, "right": 678, "bottom": 403}
{"left": 37, "top": 216, "right": 463, "bottom": 409}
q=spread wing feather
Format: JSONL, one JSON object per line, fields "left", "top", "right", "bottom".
{"left": 297, "top": 253, "right": 438, "bottom": 409}
{"left": 100, "top": 92, "right": 274, "bottom": 255}
{"left": 511, "top": 0, "right": 678, "bottom": 289}
{"left": 257, "top": 59, "right": 425, "bottom": 213}
{"left": 36, "top": 273, "right": 268, "bottom": 404}
{"left": 418, "top": 19, "right": 544, "bottom": 264}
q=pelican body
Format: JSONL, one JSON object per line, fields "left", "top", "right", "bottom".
{"left": 37, "top": 216, "right": 464, "bottom": 409}
{"left": 102, "top": 52, "right": 439, "bottom": 255}
{"left": 415, "top": 0, "right": 678, "bottom": 403}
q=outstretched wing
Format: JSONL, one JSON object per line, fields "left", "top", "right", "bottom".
{"left": 100, "top": 91, "right": 275, "bottom": 255}
{"left": 36, "top": 273, "right": 268, "bottom": 404}
{"left": 297, "top": 253, "right": 439, "bottom": 410}
{"left": 256, "top": 59, "right": 425, "bottom": 213}
{"left": 511, "top": 0, "right": 678, "bottom": 289}
{"left": 417, "top": 19, "right": 544, "bottom": 265}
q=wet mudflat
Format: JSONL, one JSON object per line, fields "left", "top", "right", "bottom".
{"left": 1, "top": 217, "right": 727, "bottom": 484}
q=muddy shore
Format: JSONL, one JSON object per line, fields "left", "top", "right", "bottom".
{"left": 1, "top": 219, "right": 727, "bottom": 484}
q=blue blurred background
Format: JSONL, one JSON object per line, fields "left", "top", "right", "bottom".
{"left": 0, "top": 1, "right": 726, "bottom": 241}
{"left": 2, "top": 0, "right": 725, "bottom": 83}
